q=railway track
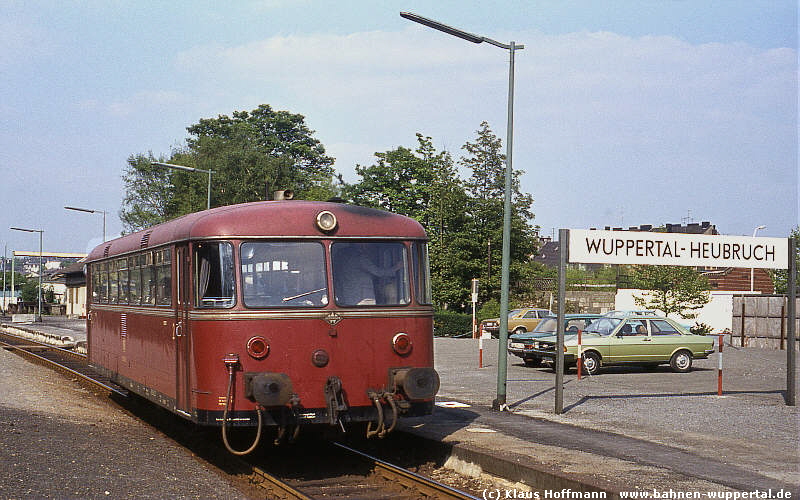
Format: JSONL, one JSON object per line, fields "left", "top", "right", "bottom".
{"left": 244, "top": 440, "right": 479, "bottom": 499}
{"left": 1, "top": 328, "right": 480, "bottom": 499}
{"left": 0, "top": 329, "right": 126, "bottom": 397}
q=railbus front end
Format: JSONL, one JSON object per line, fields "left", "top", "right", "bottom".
{"left": 85, "top": 201, "right": 439, "bottom": 454}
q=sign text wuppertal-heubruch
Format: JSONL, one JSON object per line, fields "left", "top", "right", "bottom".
{"left": 568, "top": 229, "right": 789, "bottom": 269}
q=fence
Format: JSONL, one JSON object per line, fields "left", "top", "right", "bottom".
{"left": 731, "top": 295, "right": 799, "bottom": 350}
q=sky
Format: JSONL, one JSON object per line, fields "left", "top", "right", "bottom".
{"left": 1, "top": 0, "right": 797, "bottom": 256}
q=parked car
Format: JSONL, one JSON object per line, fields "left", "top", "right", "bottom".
{"left": 508, "top": 314, "right": 602, "bottom": 367}
{"left": 481, "top": 307, "right": 554, "bottom": 338}
{"left": 519, "top": 313, "right": 715, "bottom": 375}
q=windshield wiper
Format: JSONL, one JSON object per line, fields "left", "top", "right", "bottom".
{"left": 282, "top": 288, "right": 326, "bottom": 302}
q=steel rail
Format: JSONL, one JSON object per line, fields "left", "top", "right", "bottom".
{"left": 0, "top": 333, "right": 126, "bottom": 397}
{"left": 248, "top": 464, "right": 314, "bottom": 500}
{"left": 333, "top": 441, "right": 480, "bottom": 500}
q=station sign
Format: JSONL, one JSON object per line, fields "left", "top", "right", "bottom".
{"left": 568, "top": 229, "right": 790, "bottom": 269}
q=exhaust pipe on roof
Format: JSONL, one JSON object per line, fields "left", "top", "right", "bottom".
{"left": 273, "top": 190, "right": 294, "bottom": 200}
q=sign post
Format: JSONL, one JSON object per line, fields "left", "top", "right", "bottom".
{"left": 555, "top": 229, "right": 568, "bottom": 414}
{"left": 787, "top": 238, "right": 796, "bottom": 406}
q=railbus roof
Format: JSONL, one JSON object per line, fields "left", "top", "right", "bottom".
{"left": 86, "top": 201, "right": 427, "bottom": 262}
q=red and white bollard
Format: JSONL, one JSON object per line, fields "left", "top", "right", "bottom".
{"left": 717, "top": 333, "right": 724, "bottom": 396}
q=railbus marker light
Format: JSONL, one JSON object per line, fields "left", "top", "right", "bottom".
{"left": 316, "top": 211, "right": 337, "bottom": 232}
{"left": 247, "top": 336, "right": 270, "bottom": 359}
{"left": 392, "top": 333, "right": 412, "bottom": 355}
{"left": 312, "top": 349, "right": 330, "bottom": 367}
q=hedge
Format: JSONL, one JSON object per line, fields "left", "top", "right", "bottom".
{"left": 433, "top": 310, "right": 473, "bottom": 337}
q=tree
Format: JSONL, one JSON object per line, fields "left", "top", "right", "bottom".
{"left": 632, "top": 265, "right": 711, "bottom": 319}
{"left": 346, "top": 134, "right": 473, "bottom": 308}
{"left": 770, "top": 226, "right": 799, "bottom": 294}
{"left": 346, "top": 125, "right": 539, "bottom": 312}
{"left": 20, "top": 280, "right": 40, "bottom": 303}
{"left": 120, "top": 104, "right": 338, "bottom": 233}
{"left": 460, "top": 121, "right": 537, "bottom": 303}
{"left": 120, "top": 153, "right": 174, "bottom": 233}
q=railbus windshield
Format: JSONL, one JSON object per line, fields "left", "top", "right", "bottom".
{"left": 331, "top": 242, "right": 410, "bottom": 307}
{"left": 241, "top": 241, "right": 328, "bottom": 308}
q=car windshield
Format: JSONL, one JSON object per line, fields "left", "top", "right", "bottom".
{"left": 533, "top": 318, "right": 558, "bottom": 333}
{"left": 584, "top": 317, "right": 622, "bottom": 336}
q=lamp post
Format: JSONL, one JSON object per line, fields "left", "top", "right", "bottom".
{"left": 10, "top": 227, "right": 43, "bottom": 321}
{"left": 751, "top": 225, "right": 766, "bottom": 292}
{"left": 65, "top": 206, "right": 107, "bottom": 242}
{"left": 152, "top": 162, "right": 213, "bottom": 210}
{"left": 400, "top": 11, "right": 524, "bottom": 410}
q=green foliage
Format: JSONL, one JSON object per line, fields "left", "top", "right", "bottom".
{"left": 121, "top": 104, "right": 338, "bottom": 233}
{"left": 770, "top": 226, "right": 799, "bottom": 294}
{"left": 120, "top": 153, "right": 174, "bottom": 232}
{"left": 348, "top": 124, "right": 538, "bottom": 312}
{"left": 1, "top": 271, "right": 27, "bottom": 291}
{"left": 477, "top": 298, "right": 501, "bottom": 323}
{"left": 632, "top": 265, "right": 711, "bottom": 319}
{"left": 690, "top": 322, "right": 714, "bottom": 335}
{"left": 20, "top": 280, "right": 40, "bottom": 303}
{"left": 433, "top": 310, "right": 473, "bottom": 337}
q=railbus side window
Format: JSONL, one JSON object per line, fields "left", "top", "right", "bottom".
{"left": 241, "top": 241, "right": 327, "bottom": 308}
{"left": 128, "top": 256, "right": 141, "bottom": 305}
{"left": 195, "top": 242, "right": 235, "bottom": 308}
{"left": 99, "top": 262, "right": 108, "bottom": 303}
{"left": 118, "top": 258, "right": 129, "bottom": 305}
{"left": 155, "top": 249, "right": 172, "bottom": 306}
{"left": 411, "top": 242, "right": 432, "bottom": 305}
{"left": 141, "top": 252, "right": 155, "bottom": 305}
{"left": 91, "top": 264, "right": 101, "bottom": 303}
{"left": 108, "top": 260, "right": 119, "bottom": 304}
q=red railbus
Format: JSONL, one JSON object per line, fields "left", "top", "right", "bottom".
{"left": 85, "top": 200, "right": 439, "bottom": 453}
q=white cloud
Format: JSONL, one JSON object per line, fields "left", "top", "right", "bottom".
{"left": 167, "top": 27, "right": 794, "bottom": 234}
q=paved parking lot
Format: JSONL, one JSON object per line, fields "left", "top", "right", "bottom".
{"left": 434, "top": 337, "right": 800, "bottom": 488}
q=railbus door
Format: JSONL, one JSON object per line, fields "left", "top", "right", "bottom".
{"left": 175, "top": 244, "right": 192, "bottom": 417}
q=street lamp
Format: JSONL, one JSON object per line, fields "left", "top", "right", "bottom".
{"left": 751, "top": 225, "right": 766, "bottom": 292}
{"left": 400, "top": 11, "right": 524, "bottom": 411}
{"left": 10, "top": 227, "right": 43, "bottom": 321}
{"left": 65, "top": 206, "right": 107, "bottom": 242}
{"left": 152, "top": 161, "right": 213, "bottom": 210}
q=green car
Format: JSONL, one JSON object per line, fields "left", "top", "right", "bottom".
{"left": 521, "top": 313, "right": 716, "bottom": 375}
{"left": 507, "top": 314, "right": 601, "bottom": 367}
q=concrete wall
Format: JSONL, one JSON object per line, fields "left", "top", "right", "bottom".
{"left": 615, "top": 289, "right": 751, "bottom": 331}
{"left": 565, "top": 290, "right": 616, "bottom": 314}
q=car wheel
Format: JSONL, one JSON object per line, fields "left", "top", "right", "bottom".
{"left": 523, "top": 358, "right": 542, "bottom": 367}
{"left": 513, "top": 327, "right": 526, "bottom": 335}
{"left": 581, "top": 351, "right": 601, "bottom": 375}
{"left": 670, "top": 350, "right": 693, "bottom": 373}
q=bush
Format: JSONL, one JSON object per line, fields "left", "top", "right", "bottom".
{"left": 434, "top": 310, "right": 473, "bottom": 337}
{"left": 690, "top": 322, "right": 714, "bottom": 335}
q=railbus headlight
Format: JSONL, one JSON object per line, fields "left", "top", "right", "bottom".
{"left": 316, "top": 210, "right": 337, "bottom": 232}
